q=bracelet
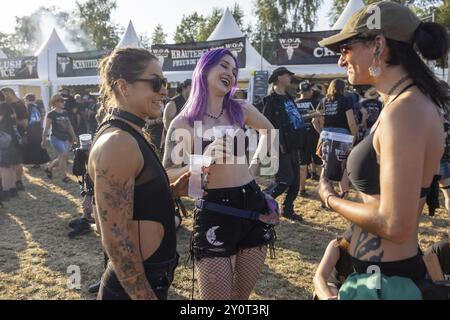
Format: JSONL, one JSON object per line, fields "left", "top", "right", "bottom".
{"left": 325, "top": 194, "right": 338, "bottom": 210}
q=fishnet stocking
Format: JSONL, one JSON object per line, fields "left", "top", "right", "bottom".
{"left": 195, "top": 246, "right": 267, "bottom": 300}
{"left": 231, "top": 246, "right": 267, "bottom": 300}
{"left": 196, "top": 256, "right": 234, "bottom": 300}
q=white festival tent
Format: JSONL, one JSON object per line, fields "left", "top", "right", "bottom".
{"left": 277, "top": 0, "right": 365, "bottom": 79}
{"left": 0, "top": 28, "right": 68, "bottom": 111}
{"left": 117, "top": 20, "right": 143, "bottom": 49}
{"left": 164, "top": 8, "right": 273, "bottom": 83}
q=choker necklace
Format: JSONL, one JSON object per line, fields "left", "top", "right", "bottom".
{"left": 107, "top": 108, "right": 146, "bottom": 129}
{"left": 206, "top": 107, "right": 224, "bottom": 125}
{"left": 384, "top": 75, "right": 410, "bottom": 107}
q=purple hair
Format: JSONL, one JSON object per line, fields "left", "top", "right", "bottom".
{"left": 180, "top": 48, "right": 243, "bottom": 127}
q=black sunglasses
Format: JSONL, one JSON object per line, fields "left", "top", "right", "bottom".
{"left": 339, "top": 37, "right": 372, "bottom": 55}
{"left": 134, "top": 75, "right": 168, "bottom": 92}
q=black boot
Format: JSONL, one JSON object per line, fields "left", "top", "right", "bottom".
{"left": 281, "top": 205, "right": 303, "bottom": 222}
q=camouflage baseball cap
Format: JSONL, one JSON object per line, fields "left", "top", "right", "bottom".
{"left": 319, "top": 1, "right": 422, "bottom": 52}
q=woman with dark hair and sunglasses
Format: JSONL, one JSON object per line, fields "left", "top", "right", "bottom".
{"left": 163, "top": 49, "right": 278, "bottom": 300}
{"left": 88, "top": 48, "right": 190, "bottom": 300}
{"left": 317, "top": 2, "right": 449, "bottom": 299}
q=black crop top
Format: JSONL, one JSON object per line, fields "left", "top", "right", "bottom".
{"left": 93, "top": 119, "right": 176, "bottom": 263}
{"left": 347, "top": 103, "right": 440, "bottom": 199}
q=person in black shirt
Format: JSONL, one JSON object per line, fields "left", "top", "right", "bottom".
{"left": 262, "top": 67, "right": 306, "bottom": 221}
{"left": 296, "top": 81, "right": 322, "bottom": 194}
{"left": 42, "top": 94, "right": 77, "bottom": 183}
{"left": 163, "top": 79, "right": 191, "bottom": 132}
{"left": 0, "top": 102, "right": 23, "bottom": 200}
{"left": 22, "top": 93, "right": 50, "bottom": 167}
{"left": 314, "top": 79, "right": 357, "bottom": 197}
{"left": 1, "top": 87, "right": 28, "bottom": 191}
{"left": 360, "top": 87, "right": 382, "bottom": 136}
{"left": 59, "top": 87, "right": 79, "bottom": 134}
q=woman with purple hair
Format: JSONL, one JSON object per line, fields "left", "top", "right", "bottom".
{"left": 163, "top": 48, "right": 277, "bottom": 300}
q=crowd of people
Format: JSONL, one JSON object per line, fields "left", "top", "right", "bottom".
{"left": 1, "top": 1, "right": 450, "bottom": 300}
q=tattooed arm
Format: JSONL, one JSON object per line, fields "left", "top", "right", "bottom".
{"left": 162, "top": 118, "right": 189, "bottom": 183}
{"left": 89, "top": 129, "right": 158, "bottom": 300}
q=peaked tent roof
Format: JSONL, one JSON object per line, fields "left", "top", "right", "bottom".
{"left": 0, "top": 49, "right": 7, "bottom": 59}
{"left": 35, "top": 29, "right": 68, "bottom": 81}
{"left": 208, "top": 8, "right": 271, "bottom": 73}
{"left": 332, "top": 0, "right": 365, "bottom": 30}
{"left": 117, "top": 21, "right": 142, "bottom": 48}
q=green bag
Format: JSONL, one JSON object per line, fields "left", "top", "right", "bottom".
{"left": 339, "top": 272, "right": 422, "bottom": 300}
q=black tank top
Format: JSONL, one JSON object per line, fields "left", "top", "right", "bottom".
{"left": 347, "top": 84, "right": 440, "bottom": 198}
{"left": 93, "top": 119, "right": 176, "bottom": 263}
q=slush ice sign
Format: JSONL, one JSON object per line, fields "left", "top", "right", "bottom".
{"left": 0, "top": 57, "right": 38, "bottom": 80}
{"left": 277, "top": 31, "right": 341, "bottom": 65}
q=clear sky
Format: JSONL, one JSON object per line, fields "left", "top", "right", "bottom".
{"left": 0, "top": 0, "right": 334, "bottom": 44}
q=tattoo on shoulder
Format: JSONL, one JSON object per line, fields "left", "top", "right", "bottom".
{"left": 354, "top": 230, "right": 385, "bottom": 262}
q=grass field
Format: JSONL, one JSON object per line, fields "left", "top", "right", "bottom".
{"left": 0, "top": 166, "right": 448, "bottom": 300}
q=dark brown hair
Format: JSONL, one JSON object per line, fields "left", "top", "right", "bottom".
{"left": 98, "top": 48, "right": 158, "bottom": 117}
{"left": 360, "top": 22, "right": 449, "bottom": 110}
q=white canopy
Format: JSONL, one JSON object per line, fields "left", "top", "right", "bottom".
{"left": 116, "top": 21, "right": 142, "bottom": 49}
{"left": 0, "top": 29, "right": 67, "bottom": 110}
{"left": 35, "top": 28, "right": 68, "bottom": 82}
{"left": 0, "top": 49, "right": 7, "bottom": 59}
{"left": 332, "top": 0, "right": 365, "bottom": 30}
{"left": 208, "top": 8, "right": 272, "bottom": 77}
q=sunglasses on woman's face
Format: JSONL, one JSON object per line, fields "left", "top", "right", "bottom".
{"left": 339, "top": 37, "right": 368, "bottom": 56}
{"left": 134, "top": 75, "right": 168, "bottom": 92}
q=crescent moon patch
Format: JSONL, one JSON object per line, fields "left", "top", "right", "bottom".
{"left": 206, "top": 226, "right": 224, "bottom": 247}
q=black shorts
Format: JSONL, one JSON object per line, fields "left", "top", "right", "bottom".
{"left": 97, "top": 254, "right": 178, "bottom": 300}
{"left": 192, "top": 180, "right": 276, "bottom": 260}
{"left": 299, "top": 128, "right": 322, "bottom": 166}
